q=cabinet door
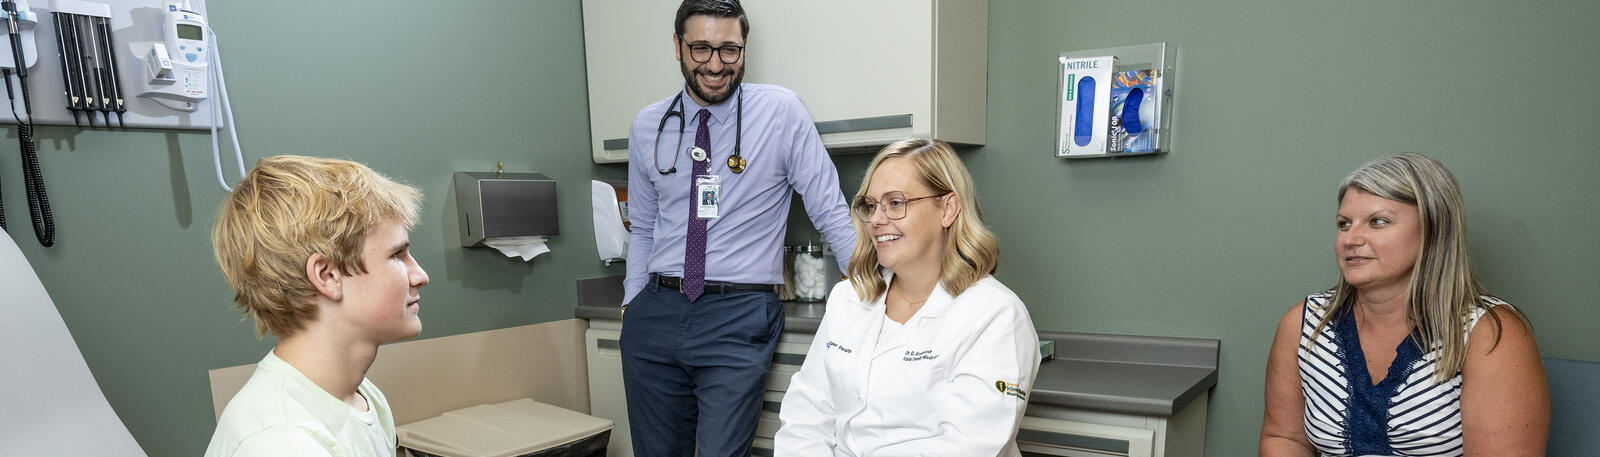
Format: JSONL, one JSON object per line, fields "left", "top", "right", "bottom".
{"left": 584, "top": 326, "right": 632, "bottom": 457}
{"left": 582, "top": 0, "right": 684, "bottom": 163}
{"left": 741, "top": 0, "right": 930, "bottom": 147}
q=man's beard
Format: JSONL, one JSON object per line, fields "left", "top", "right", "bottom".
{"left": 681, "top": 62, "right": 744, "bottom": 105}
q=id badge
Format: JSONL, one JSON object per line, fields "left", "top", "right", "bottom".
{"left": 695, "top": 174, "right": 721, "bottom": 219}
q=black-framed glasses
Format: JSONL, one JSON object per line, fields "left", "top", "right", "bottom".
{"left": 679, "top": 35, "right": 744, "bottom": 64}
{"left": 852, "top": 192, "right": 948, "bottom": 221}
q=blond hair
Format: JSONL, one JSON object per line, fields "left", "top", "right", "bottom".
{"left": 211, "top": 155, "right": 422, "bottom": 338}
{"left": 1315, "top": 152, "right": 1530, "bottom": 383}
{"left": 847, "top": 139, "right": 998, "bottom": 301}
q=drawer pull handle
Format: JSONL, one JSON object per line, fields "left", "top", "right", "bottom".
{"left": 1016, "top": 428, "right": 1130, "bottom": 454}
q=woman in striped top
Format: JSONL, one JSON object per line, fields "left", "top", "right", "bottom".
{"left": 1260, "top": 153, "right": 1549, "bottom": 456}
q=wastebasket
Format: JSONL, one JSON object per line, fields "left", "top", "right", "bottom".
{"left": 398, "top": 398, "right": 613, "bottom": 457}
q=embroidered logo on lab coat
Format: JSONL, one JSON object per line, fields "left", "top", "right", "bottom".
{"left": 903, "top": 349, "right": 938, "bottom": 361}
{"left": 995, "top": 380, "right": 1027, "bottom": 400}
{"left": 825, "top": 341, "right": 853, "bottom": 353}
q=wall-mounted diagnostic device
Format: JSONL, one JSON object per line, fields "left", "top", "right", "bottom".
{"left": 52, "top": 0, "right": 125, "bottom": 126}
{"left": 139, "top": 0, "right": 201, "bottom": 111}
{"left": 0, "top": 0, "right": 39, "bottom": 70}
{"left": 0, "top": 0, "right": 242, "bottom": 248}
{"left": 0, "top": 0, "right": 223, "bottom": 130}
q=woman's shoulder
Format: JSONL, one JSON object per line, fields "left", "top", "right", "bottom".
{"left": 1297, "top": 290, "right": 1337, "bottom": 314}
{"left": 1469, "top": 295, "right": 1528, "bottom": 334}
{"left": 1305, "top": 289, "right": 1335, "bottom": 305}
{"left": 1479, "top": 294, "right": 1513, "bottom": 309}
{"left": 955, "top": 274, "right": 1019, "bottom": 296}
{"left": 949, "top": 276, "right": 1026, "bottom": 312}
{"left": 823, "top": 280, "right": 874, "bottom": 312}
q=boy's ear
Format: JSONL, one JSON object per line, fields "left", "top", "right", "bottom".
{"left": 306, "top": 253, "right": 344, "bottom": 302}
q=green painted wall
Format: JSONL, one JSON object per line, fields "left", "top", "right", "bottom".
{"left": 972, "top": 1, "right": 1599, "bottom": 455}
{"left": 0, "top": 1, "right": 612, "bottom": 455}
{"left": 796, "top": 1, "right": 1600, "bottom": 455}
{"left": 6, "top": 1, "right": 1597, "bottom": 456}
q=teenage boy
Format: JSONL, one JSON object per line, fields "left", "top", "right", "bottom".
{"left": 205, "top": 155, "right": 429, "bottom": 457}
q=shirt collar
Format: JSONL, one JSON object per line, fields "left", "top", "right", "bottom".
{"left": 261, "top": 349, "right": 357, "bottom": 436}
{"left": 680, "top": 83, "right": 741, "bottom": 125}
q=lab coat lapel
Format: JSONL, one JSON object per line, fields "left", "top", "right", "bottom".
{"left": 868, "top": 271, "right": 905, "bottom": 359}
{"left": 873, "top": 280, "right": 955, "bottom": 359}
{"left": 853, "top": 292, "right": 888, "bottom": 399}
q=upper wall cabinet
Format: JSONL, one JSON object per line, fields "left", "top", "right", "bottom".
{"left": 582, "top": 0, "right": 988, "bottom": 164}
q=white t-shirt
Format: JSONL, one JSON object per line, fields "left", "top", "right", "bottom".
{"left": 204, "top": 350, "right": 396, "bottom": 457}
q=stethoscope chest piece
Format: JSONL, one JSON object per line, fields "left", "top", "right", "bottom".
{"left": 727, "top": 155, "right": 747, "bottom": 173}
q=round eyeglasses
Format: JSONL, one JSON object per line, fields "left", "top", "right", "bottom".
{"left": 852, "top": 192, "right": 948, "bottom": 220}
{"left": 679, "top": 35, "right": 744, "bottom": 64}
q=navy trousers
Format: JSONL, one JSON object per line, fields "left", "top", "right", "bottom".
{"left": 619, "top": 281, "right": 784, "bottom": 457}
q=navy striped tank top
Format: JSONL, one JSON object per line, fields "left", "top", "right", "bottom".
{"left": 1297, "top": 291, "right": 1499, "bottom": 456}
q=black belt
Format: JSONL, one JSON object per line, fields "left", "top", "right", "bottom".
{"left": 652, "top": 273, "right": 777, "bottom": 294}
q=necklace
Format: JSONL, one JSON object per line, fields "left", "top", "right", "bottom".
{"left": 895, "top": 286, "right": 930, "bottom": 305}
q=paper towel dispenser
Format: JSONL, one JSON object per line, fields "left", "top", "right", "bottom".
{"left": 454, "top": 172, "right": 559, "bottom": 247}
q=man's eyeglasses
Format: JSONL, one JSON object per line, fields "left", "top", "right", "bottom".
{"left": 852, "top": 192, "right": 948, "bottom": 221}
{"left": 679, "top": 35, "right": 744, "bottom": 64}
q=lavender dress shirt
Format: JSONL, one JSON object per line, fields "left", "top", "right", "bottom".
{"left": 624, "top": 83, "right": 855, "bottom": 305}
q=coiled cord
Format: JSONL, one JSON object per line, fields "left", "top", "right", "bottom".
{"left": 4, "top": 65, "right": 54, "bottom": 246}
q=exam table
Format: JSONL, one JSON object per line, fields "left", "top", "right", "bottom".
{"left": 0, "top": 233, "right": 147, "bottom": 456}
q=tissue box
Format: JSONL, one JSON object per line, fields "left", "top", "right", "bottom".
{"left": 1057, "top": 55, "right": 1115, "bottom": 157}
{"left": 454, "top": 172, "right": 559, "bottom": 247}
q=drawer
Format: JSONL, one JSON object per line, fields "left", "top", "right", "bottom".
{"left": 1015, "top": 415, "right": 1156, "bottom": 457}
{"left": 755, "top": 391, "right": 785, "bottom": 439}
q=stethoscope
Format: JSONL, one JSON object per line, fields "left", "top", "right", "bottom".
{"left": 653, "top": 89, "right": 747, "bottom": 174}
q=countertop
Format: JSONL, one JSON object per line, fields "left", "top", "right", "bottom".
{"left": 575, "top": 301, "right": 827, "bottom": 333}
{"left": 575, "top": 276, "right": 1219, "bottom": 417}
{"left": 575, "top": 275, "right": 827, "bottom": 332}
{"left": 1030, "top": 331, "right": 1219, "bottom": 417}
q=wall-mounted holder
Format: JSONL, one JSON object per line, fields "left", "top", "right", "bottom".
{"left": 1056, "top": 42, "right": 1176, "bottom": 159}
{"left": 454, "top": 171, "right": 559, "bottom": 248}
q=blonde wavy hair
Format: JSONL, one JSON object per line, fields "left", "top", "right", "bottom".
{"left": 211, "top": 155, "right": 421, "bottom": 338}
{"left": 1315, "top": 152, "right": 1530, "bottom": 383}
{"left": 847, "top": 139, "right": 998, "bottom": 302}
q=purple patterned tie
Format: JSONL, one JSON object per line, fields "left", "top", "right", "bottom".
{"left": 683, "top": 109, "right": 711, "bottom": 301}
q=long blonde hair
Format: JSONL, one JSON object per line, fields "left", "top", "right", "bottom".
{"left": 1313, "top": 152, "right": 1529, "bottom": 383}
{"left": 847, "top": 139, "right": 998, "bottom": 301}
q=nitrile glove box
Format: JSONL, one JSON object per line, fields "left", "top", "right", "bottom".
{"left": 1058, "top": 55, "right": 1115, "bottom": 157}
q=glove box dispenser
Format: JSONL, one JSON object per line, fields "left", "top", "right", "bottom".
{"left": 454, "top": 172, "right": 559, "bottom": 247}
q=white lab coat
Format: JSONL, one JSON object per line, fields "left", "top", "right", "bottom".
{"left": 775, "top": 272, "right": 1040, "bottom": 457}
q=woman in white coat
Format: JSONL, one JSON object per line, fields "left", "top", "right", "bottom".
{"left": 775, "top": 138, "right": 1040, "bottom": 457}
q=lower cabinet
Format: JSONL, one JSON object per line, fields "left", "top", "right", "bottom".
{"left": 584, "top": 319, "right": 813, "bottom": 457}
{"left": 587, "top": 319, "right": 1209, "bottom": 457}
{"left": 1016, "top": 392, "right": 1208, "bottom": 457}
{"left": 584, "top": 320, "right": 629, "bottom": 457}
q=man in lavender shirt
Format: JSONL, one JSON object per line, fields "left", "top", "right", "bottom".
{"left": 619, "top": 1, "right": 854, "bottom": 456}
